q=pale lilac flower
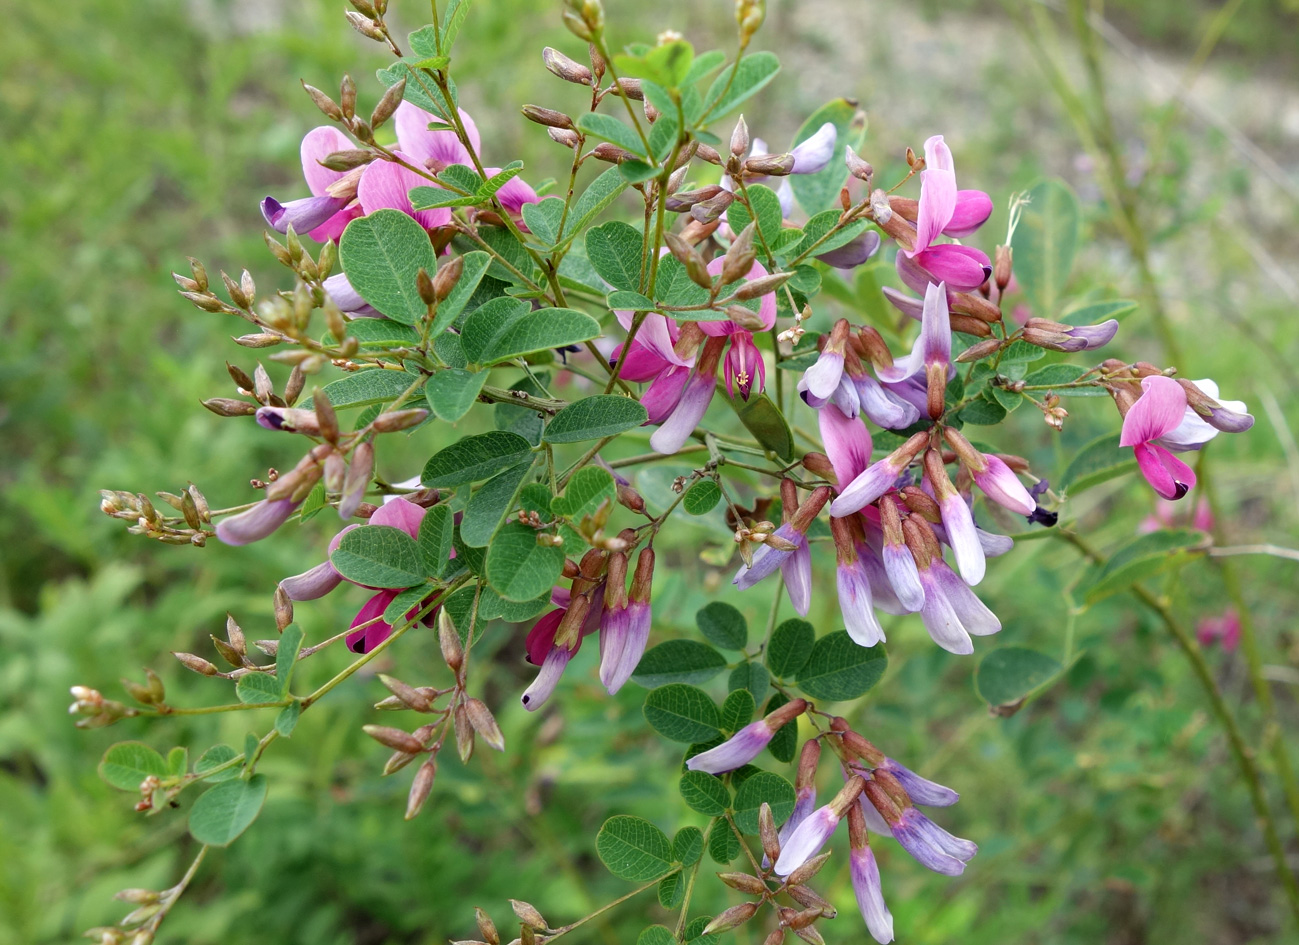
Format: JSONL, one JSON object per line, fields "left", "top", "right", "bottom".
{"left": 686, "top": 698, "right": 807, "bottom": 774}
{"left": 877, "top": 757, "right": 959, "bottom": 807}
{"left": 923, "top": 449, "right": 985, "bottom": 586}
{"left": 1120, "top": 375, "right": 1198, "bottom": 500}
{"left": 801, "top": 319, "right": 850, "bottom": 403}
{"left": 783, "top": 535, "right": 813, "bottom": 616}
{"left": 322, "top": 272, "right": 381, "bottom": 317}
{"left": 734, "top": 487, "right": 831, "bottom": 602}
{"left": 847, "top": 805, "right": 894, "bottom": 944}
{"left": 774, "top": 776, "right": 866, "bottom": 877}
{"left": 833, "top": 516, "right": 886, "bottom": 647}
{"left": 598, "top": 552, "right": 631, "bottom": 694}
{"left": 1022, "top": 317, "right": 1119, "bottom": 352}
{"left": 789, "top": 122, "right": 837, "bottom": 173}
{"left": 817, "top": 231, "right": 882, "bottom": 270}
{"left": 878, "top": 499, "right": 924, "bottom": 614}
{"left": 904, "top": 515, "right": 999, "bottom": 654}
{"left": 831, "top": 431, "right": 929, "bottom": 518}
{"left": 943, "top": 428, "right": 1036, "bottom": 516}
{"left": 1160, "top": 377, "right": 1254, "bottom": 448}
{"left": 864, "top": 776, "right": 976, "bottom": 876}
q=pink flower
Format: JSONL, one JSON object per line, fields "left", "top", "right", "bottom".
{"left": 723, "top": 330, "right": 766, "bottom": 401}
{"left": 900, "top": 135, "right": 992, "bottom": 292}
{"left": 1197, "top": 610, "right": 1241, "bottom": 652}
{"left": 261, "top": 126, "right": 363, "bottom": 242}
{"left": 1120, "top": 376, "right": 1198, "bottom": 500}
{"left": 700, "top": 257, "right": 777, "bottom": 337}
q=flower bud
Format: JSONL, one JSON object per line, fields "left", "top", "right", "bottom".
{"left": 454, "top": 702, "right": 475, "bottom": 762}
{"left": 721, "top": 221, "right": 758, "bottom": 285}
{"left": 404, "top": 758, "right": 437, "bottom": 819}
{"left": 955, "top": 337, "right": 1002, "bottom": 363}
{"left": 744, "top": 153, "right": 795, "bottom": 176}
{"left": 759, "top": 801, "right": 781, "bottom": 864}
{"left": 717, "top": 872, "right": 769, "bottom": 895}
{"left": 542, "top": 46, "right": 593, "bottom": 84}
{"left": 844, "top": 145, "right": 873, "bottom": 182}
{"left": 476, "top": 908, "right": 500, "bottom": 945}
{"left": 609, "top": 77, "right": 642, "bottom": 100}
{"left": 438, "top": 610, "right": 464, "bottom": 674}
{"left": 465, "top": 697, "right": 505, "bottom": 751}
{"left": 787, "top": 852, "right": 833, "bottom": 889}
{"left": 173, "top": 652, "right": 220, "bottom": 676}
{"left": 302, "top": 81, "right": 343, "bottom": 120}
{"left": 733, "top": 270, "right": 793, "bottom": 300}
{"left": 730, "top": 115, "right": 750, "bottom": 156}
{"left": 202, "top": 397, "right": 257, "bottom": 417}
{"left": 591, "top": 142, "right": 636, "bottom": 164}
{"left": 363, "top": 725, "right": 426, "bottom": 754}
{"left": 373, "top": 408, "right": 430, "bottom": 432}
{"left": 379, "top": 674, "right": 433, "bottom": 711}
{"left": 703, "top": 902, "right": 759, "bottom": 935}
{"left": 548, "top": 127, "right": 581, "bottom": 148}
{"left": 511, "top": 900, "right": 548, "bottom": 931}
{"left": 664, "top": 232, "right": 713, "bottom": 290}
{"left": 370, "top": 78, "right": 406, "bottom": 130}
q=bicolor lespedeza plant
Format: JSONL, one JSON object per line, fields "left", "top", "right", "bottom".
{"left": 81, "top": 1, "right": 1264, "bottom": 942}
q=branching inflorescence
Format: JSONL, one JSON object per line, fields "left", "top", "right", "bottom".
{"left": 82, "top": 0, "right": 1257, "bottom": 943}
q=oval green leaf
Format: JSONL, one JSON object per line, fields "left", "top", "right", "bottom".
{"left": 596, "top": 814, "right": 673, "bottom": 881}
{"left": 188, "top": 774, "right": 269, "bottom": 847}
{"left": 975, "top": 647, "right": 1063, "bottom": 708}
{"left": 422, "top": 430, "right": 535, "bottom": 488}
{"left": 696, "top": 602, "right": 748, "bottom": 650}
{"left": 544, "top": 395, "right": 648, "bottom": 444}
{"left": 339, "top": 208, "right": 436, "bottom": 324}
{"left": 330, "top": 525, "right": 427, "bottom": 588}
{"left": 485, "top": 522, "right": 566, "bottom": 602}
{"left": 795, "top": 631, "right": 887, "bottom": 701}
{"left": 632, "top": 640, "right": 729, "bottom": 688}
{"left": 733, "top": 770, "right": 796, "bottom": 834}
{"left": 643, "top": 684, "right": 721, "bottom": 742}
{"left": 99, "top": 741, "right": 169, "bottom": 792}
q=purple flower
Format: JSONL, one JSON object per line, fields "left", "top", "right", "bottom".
{"left": 774, "top": 776, "right": 865, "bottom": 876}
{"left": 818, "top": 403, "right": 873, "bottom": 490}
{"left": 260, "top": 126, "right": 363, "bottom": 242}
{"left": 923, "top": 450, "right": 985, "bottom": 586}
{"left": 878, "top": 500, "right": 924, "bottom": 614}
{"left": 216, "top": 498, "right": 299, "bottom": 546}
{"left": 890, "top": 807, "right": 976, "bottom": 875}
{"left": 801, "top": 320, "right": 850, "bottom": 403}
{"left": 649, "top": 336, "right": 727, "bottom": 454}
{"left": 734, "top": 487, "right": 831, "bottom": 609}
{"left": 847, "top": 805, "right": 894, "bottom": 944}
{"left": 789, "top": 122, "right": 837, "bottom": 174}
{"left": 1022, "top": 317, "right": 1119, "bottom": 352}
{"left": 723, "top": 330, "right": 766, "bottom": 401}
{"left": 832, "top": 516, "right": 886, "bottom": 647}
{"left": 877, "top": 757, "right": 959, "bottom": 807}
{"left": 816, "top": 231, "right": 881, "bottom": 270}
{"left": 686, "top": 698, "right": 807, "bottom": 774}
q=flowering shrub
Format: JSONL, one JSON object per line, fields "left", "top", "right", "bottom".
{"left": 80, "top": 0, "right": 1267, "bottom": 942}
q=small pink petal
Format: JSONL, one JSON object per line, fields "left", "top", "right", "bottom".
{"left": 1120, "top": 376, "right": 1189, "bottom": 446}
{"left": 944, "top": 190, "right": 994, "bottom": 238}
{"left": 357, "top": 154, "right": 453, "bottom": 230}
{"left": 301, "top": 126, "right": 354, "bottom": 196}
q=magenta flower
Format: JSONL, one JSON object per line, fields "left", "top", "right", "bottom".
{"left": 818, "top": 403, "right": 873, "bottom": 488}
{"left": 723, "top": 330, "right": 766, "bottom": 401}
{"left": 1120, "top": 376, "right": 1198, "bottom": 500}
{"left": 356, "top": 151, "right": 452, "bottom": 230}
{"left": 521, "top": 608, "right": 572, "bottom": 710}
{"left": 650, "top": 336, "right": 727, "bottom": 454}
{"left": 1197, "top": 610, "right": 1241, "bottom": 652}
{"left": 261, "top": 126, "right": 363, "bottom": 241}
{"left": 700, "top": 256, "right": 777, "bottom": 337}
{"left": 901, "top": 135, "right": 993, "bottom": 292}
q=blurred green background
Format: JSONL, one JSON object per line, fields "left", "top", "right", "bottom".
{"left": 3, "top": 0, "right": 1298, "bottom": 942}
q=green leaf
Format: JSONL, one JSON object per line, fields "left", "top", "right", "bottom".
{"left": 679, "top": 770, "right": 730, "bottom": 815}
{"left": 708, "top": 823, "right": 741, "bottom": 865}
{"left": 425, "top": 368, "right": 486, "bottom": 422}
{"left": 417, "top": 505, "right": 454, "bottom": 577}
{"left": 700, "top": 51, "right": 781, "bottom": 120}
{"left": 194, "top": 745, "right": 241, "bottom": 783}
{"left": 422, "top": 430, "right": 535, "bottom": 488}
{"left": 696, "top": 602, "right": 748, "bottom": 650}
{"left": 764, "top": 692, "right": 797, "bottom": 762}
{"left": 788, "top": 211, "right": 868, "bottom": 261}
{"left": 1060, "top": 432, "right": 1137, "bottom": 494}
{"left": 766, "top": 618, "right": 814, "bottom": 678}
{"left": 439, "top": 0, "right": 474, "bottom": 53}
{"left": 1000, "top": 340, "right": 1048, "bottom": 364}
{"left": 633, "top": 640, "right": 729, "bottom": 688}
{"left": 339, "top": 209, "right": 436, "bottom": 324}
{"left": 795, "top": 631, "right": 888, "bottom": 701}
{"left": 672, "top": 826, "right": 704, "bottom": 866}
{"left": 188, "top": 775, "right": 268, "bottom": 847}
{"left": 275, "top": 625, "right": 304, "bottom": 698}
{"left": 521, "top": 196, "right": 566, "bottom": 246}
{"left": 958, "top": 395, "right": 1008, "bottom": 426}
{"left": 343, "top": 319, "right": 422, "bottom": 348}
{"left": 309, "top": 370, "right": 417, "bottom": 411}
{"left": 719, "top": 688, "right": 755, "bottom": 733}
{"left": 407, "top": 25, "right": 440, "bottom": 58}
{"left": 640, "top": 926, "right": 678, "bottom": 945}
{"left": 461, "top": 460, "right": 534, "bottom": 547}
{"left": 577, "top": 113, "right": 649, "bottom": 159}
{"left": 1061, "top": 298, "right": 1137, "bottom": 326}
{"left": 643, "top": 684, "right": 722, "bottom": 742}
{"left": 430, "top": 251, "right": 491, "bottom": 335}
{"left": 274, "top": 700, "right": 301, "bottom": 737}
{"left": 461, "top": 297, "right": 600, "bottom": 365}
{"left": 596, "top": 815, "right": 674, "bottom": 881}
{"left": 478, "top": 161, "right": 524, "bottom": 198}
{"left": 733, "top": 771, "right": 795, "bottom": 834}
{"left": 331, "top": 525, "right": 427, "bottom": 588}
{"left": 730, "top": 392, "right": 794, "bottom": 461}
{"left": 551, "top": 466, "right": 616, "bottom": 518}
{"left": 789, "top": 98, "right": 864, "bottom": 216}
{"left": 383, "top": 585, "right": 430, "bottom": 625}
{"left": 976, "top": 647, "right": 1062, "bottom": 707}
{"left": 544, "top": 395, "right": 648, "bottom": 444}
{"left": 728, "top": 662, "right": 770, "bottom": 701}
{"left": 99, "top": 742, "right": 169, "bottom": 791}
{"left": 485, "top": 522, "right": 566, "bottom": 602}
{"left": 683, "top": 479, "right": 721, "bottom": 515}
{"left": 560, "top": 167, "right": 629, "bottom": 243}
{"left": 235, "top": 673, "right": 283, "bottom": 705}
{"left": 657, "top": 873, "right": 685, "bottom": 909}
{"left": 726, "top": 184, "right": 784, "bottom": 251}
{"left": 987, "top": 384, "right": 1024, "bottom": 413}
{"left": 586, "top": 221, "right": 645, "bottom": 292}
{"left": 608, "top": 289, "right": 654, "bottom": 310}
{"left": 298, "top": 481, "right": 327, "bottom": 523}
{"left": 167, "top": 746, "right": 189, "bottom": 778}
{"left": 408, "top": 186, "right": 479, "bottom": 210}
{"left": 1011, "top": 179, "right": 1080, "bottom": 317}
{"left": 1080, "top": 529, "right": 1203, "bottom": 604}
{"left": 1023, "top": 363, "right": 1090, "bottom": 390}
{"left": 683, "top": 49, "right": 726, "bottom": 86}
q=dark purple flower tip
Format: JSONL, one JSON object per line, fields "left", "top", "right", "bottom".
{"left": 816, "top": 231, "right": 882, "bottom": 270}
{"left": 261, "top": 194, "right": 349, "bottom": 234}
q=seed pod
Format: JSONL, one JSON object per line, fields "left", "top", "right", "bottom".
{"left": 465, "top": 697, "right": 505, "bottom": 751}
{"left": 521, "top": 105, "right": 574, "bottom": 130}
{"left": 372, "top": 408, "right": 430, "bottom": 432}
{"left": 405, "top": 758, "right": 437, "bottom": 819}
{"left": 371, "top": 77, "right": 406, "bottom": 129}
{"left": 542, "top": 46, "right": 593, "bottom": 84}
{"left": 785, "top": 906, "right": 823, "bottom": 930}
{"left": 510, "top": 900, "right": 548, "bottom": 931}
{"left": 476, "top": 907, "right": 500, "bottom": 945}
{"left": 787, "top": 851, "right": 833, "bottom": 887}
{"left": 786, "top": 885, "right": 835, "bottom": 918}
{"left": 379, "top": 674, "right": 433, "bottom": 711}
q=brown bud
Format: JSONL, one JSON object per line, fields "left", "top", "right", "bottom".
{"left": 371, "top": 77, "right": 406, "bottom": 129}
{"left": 759, "top": 802, "right": 781, "bottom": 864}
{"left": 616, "top": 483, "right": 645, "bottom": 514}
{"left": 234, "top": 332, "right": 282, "bottom": 348}
{"left": 764, "top": 931, "right": 787, "bottom": 945}
{"left": 438, "top": 610, "right": 465, "bottom": 674}
{"left": 950, "top": 313, "right": 993, "bottom": 338}
{"left": 785, "top": 906, "right": 824, "bottom": 931}
{"left": 302, "top": 81, "right": 343, "bottom": 120}
{"left": 696, "top": 142, "right": 723, "bottom": 165}
{"left": 591, "top": 142, "right": 635, "bottom": 165}
{"left": 744, "top": 153, "right": 795, "bottom": 176}
{"left": 318, "top": 149, "right": 375, "bottom": 171}
{"left": 431, "top": 255, "right": 465, "bottom": 303}
{"left": 665, "top": 184, "right": 725, "bottom": 213}
{"left": 733, "top": 271, "right": 793, "bottom": 301}
{"left": 717, "top": 872, "right": 769, "bottom": 895}
{"left": 721, "top": 221, "right": 758, "bottom": 286}
{"left": 844, "top": 145, "right": 873, "bottom": 182}
{"left": 465, "top": 697, "right": 505, "bottom": 751}
{"left": 610, "top": 77, "right": 643, "bottom": 100}
{"left": 415, "top": 266, "right": 436, "bottom": 307}
{"left": 689, "top": 190, "right": 736, "bottom": 224}
{"left": 345, "top": 10, "right": 386, "bottom": 41}
{"left": 510, "top": 900, "right": 548, "bottom": 931}
{"left": 703, "top": 902, "right": 759, "bottom": 935}
{"left": 173, "top": 652, "right": 219, "bottom": 676}
{"left": 548, "top": 127, "right": 581, "bottom": 148}
{"left": 454, "top": 702, "right": 475, "bottom": 762}
{"left": 521, "top": 105, "right": 574, "bottom": 130}
{"left": 404, "top": 758, "right": 437, "bottom": 819}
{"left": 994, "top": 245, "right": 1013, "bottom": 291}
{"left": 730, "top": 115, "right": 750, "bottom": 157}
{"left": 787, "top": 852, "right": 833, "bottom": 888}
{"left": 542, "top": 46, "right": 593, "bottom": 84}
{"left": 363, "top": 725, "right": 426, "bottom": 754}
{"left": 476, "top": 908, "right": 501, "bottom": 945}
{"left": 378, "top": 674, "right": 433, "bottom": 711}
{"left": 955, "top": 337, "right": 1003, "bottom": 363}
{"left": 283, "top": 364, "right": 306, "bottom": 406}
{"left": 664, "top": 232, "right": 713, "bottom": 290}
{"left": 273, "top": 585, "right": 294, "bottom": 632}
{"left": 202, "top": 397, "right": 257, "bottom": 417}
{"left": 372, "top": 408, "right": 430, "bottom": 432}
